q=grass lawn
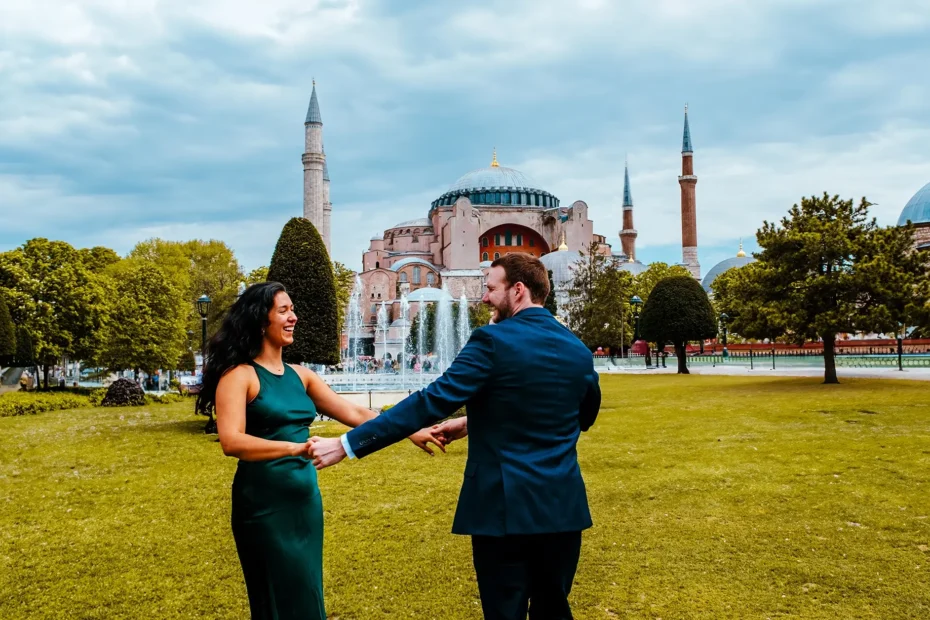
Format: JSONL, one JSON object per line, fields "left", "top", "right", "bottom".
{"left": 2, "top": 375, "right": 929, "bottom": 619}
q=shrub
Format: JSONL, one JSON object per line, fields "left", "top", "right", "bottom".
{"left": 0, "top": 392, "right": 91, "bottom": 417}
{"left": 640, "top": 275, "right": 717, "bottom": 374}
{"left": 267, "top": 218, "right": 339, "bottom": 365}
{"left": 145, "top": 392, "right": 185, "bottom": 405}
{"left": 100, "top": 378, "right": 146, "bottom": 407}
{"left": 88, "top": 388, "right": 107, "bottom": 407}
{"left": 0, "top": 294, "right": 14, "bottom": 361}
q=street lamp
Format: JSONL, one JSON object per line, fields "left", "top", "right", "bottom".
{"left": 630, "top": 295, "right": 647, "bottom": 367}
{"left": 720, "top": 312, "right": 729, "bottom": 359}
{"left": 197, "top": 293, "right": 212, "bottom": 363}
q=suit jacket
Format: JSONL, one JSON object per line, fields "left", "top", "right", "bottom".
{"left": 346, "top": 306, "right": 601, "bottom": 536}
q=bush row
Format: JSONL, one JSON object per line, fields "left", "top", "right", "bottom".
{"left": 0, "top": 392, "right": 92, "bottom": 417}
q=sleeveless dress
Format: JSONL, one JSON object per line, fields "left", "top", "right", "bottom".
{"left": 231, "top": 362, "right": 326, "bottom": 620}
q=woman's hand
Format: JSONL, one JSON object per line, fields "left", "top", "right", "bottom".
{"left": 434, "top": 417, "right": 468, "bottom": 445}
{"left": 408, "top": 427, "right": 447, "bottom": 456}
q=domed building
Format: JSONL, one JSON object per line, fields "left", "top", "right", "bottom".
{"left": 898, "top": 181, "right": 930, "bottom": 251}
{"left": 702, "top": 242, "right": 755, "bottom": 294}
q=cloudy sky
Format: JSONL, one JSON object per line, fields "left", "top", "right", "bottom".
{"left": 2, "top": 0, "right": 929, "bottom": 275}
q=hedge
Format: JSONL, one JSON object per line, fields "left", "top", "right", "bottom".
{"left": 0, "top": 392, "right": 92, "bottom": 417}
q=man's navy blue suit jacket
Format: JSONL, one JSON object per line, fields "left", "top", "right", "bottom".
{"left": 346, "top": 306, "right": 601, "bottom": 537}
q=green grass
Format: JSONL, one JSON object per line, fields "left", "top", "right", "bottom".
{"left": 2, "top": 375, "right": 929, "bottom": 619}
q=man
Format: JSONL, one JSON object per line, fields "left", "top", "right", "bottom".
{"left": 310, "top": 253, "right": 601, "bottom": 619}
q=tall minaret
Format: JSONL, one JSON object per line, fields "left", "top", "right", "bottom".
{"left": 619, "top": 158, "right": 637, "bottom": 260}
{"left": 322, "top": 145, "right": 332, "bottom": 255}
{"left": 302, "top": 81, "right": 329, "bottom": 252}
{"left": 678, "top": 104, "right": 700, "bottom": 279}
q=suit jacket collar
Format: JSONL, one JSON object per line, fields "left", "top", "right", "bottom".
{"left": 512, "top": 306, "right": 550, "bottom": 320}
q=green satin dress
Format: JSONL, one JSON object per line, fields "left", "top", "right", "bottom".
{"left": 231, "top": 362, "right": 325, "bottom": 620}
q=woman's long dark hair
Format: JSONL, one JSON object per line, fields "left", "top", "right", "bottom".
{"left": 196, "top": 282, "right": 287, "bottom": 417}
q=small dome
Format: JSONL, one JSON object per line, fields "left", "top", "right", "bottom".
{"left": 370, "top": 234, "right": 383, "bottom": 241}
{"left": 618, "top": 261, "right": 647, "bottom": 276}
{"left": 391, "top": 217, "right": 431, "bottom": 229}
{"left": 389, "top": 257, "right": 435, "bottom": 272}
{"left": 898, "top": 181, "right": 930, "bottom": 226}
{"left": 479, "top": 260, "right": 493, "bottom": 268}
{"left": 406, "top": 287, "right": 453, "bottom": 303}
{"left": 540, "top": 249, "right": 583, "bottom": 291}
{"left": 390, "top": 318, "right": 409, "bottom": 327}
{"left": 702, "top": 255, "right": 755, "bottom": 292}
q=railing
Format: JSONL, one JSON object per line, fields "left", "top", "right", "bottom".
{"left": 685, "top": 352, "right": 930, "bottom": 370}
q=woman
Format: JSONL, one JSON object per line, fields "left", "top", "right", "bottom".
{"left": 196, "top": 282, "right": 444, "bottom": 619}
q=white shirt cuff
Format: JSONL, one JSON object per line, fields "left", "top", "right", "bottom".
{"left": 340, "top": 434, "right": 357, "bottom": 460}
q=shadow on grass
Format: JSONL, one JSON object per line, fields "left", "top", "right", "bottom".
{"left": 125, "top": 417, "right": 212, "bottom": 436}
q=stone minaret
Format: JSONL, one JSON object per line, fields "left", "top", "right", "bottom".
{"left": 678, "top": 105, "right": 700, "bottom": 279}
{"left": 322, "top": 145, "right": 332, "bottom": 255}
{"left": 619, "top": 158, "right": 637, "bottom": 260}
{"left": 302, "top": 81, "right": 329, "bottom": 252}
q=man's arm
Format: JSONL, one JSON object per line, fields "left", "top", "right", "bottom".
{"left": 346, "top": 328, "right": 494, "bottom": 459}
{"left": 579, "top": 371, "right": 601, "bottom": 432}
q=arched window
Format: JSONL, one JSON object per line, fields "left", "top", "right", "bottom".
{"left": 494, "top": 252, "right": 500, "bottom": 260}
{"left": 482, "top": 252, "right": 489, "bottom": 261}
{"left": 482, "top": 237, "right": 489, "bottom": 247}
{"left": 413, "top": 267, "right": 421, "bottom": 284}
{"left": 529, "top": 238, "right": 535, "bottom": 247}
{"left": 427, "top": 272, "right": 435, "bottom": 286}
{"left": 502, "top": 192, "right": 510, "bottom": 205}
{"left": 516, "top": 234, "right": 523, "bottom": 246}
{"left": 495, "top": 233, "right": 501, "bottom": 245}
{"left": 412, "top": 229, "right": 419, "bottom": 242}
{"left": 375, "top": 261, "right": 379, "bottom": 269}
{"left": 400, "top": 272, "right": 408, "bottom": 283}
{"left": 505, "top": 231, "right": 512, "bottom": 246}
{"left": 493, "top": 192, "right": 501, "bottom": 203}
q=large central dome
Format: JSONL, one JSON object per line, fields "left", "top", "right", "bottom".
{"left": 898, "top": 181, "right": 930, "bottom": 226}
{"left": 431, "top": 152, "right": 559, "bottom": 210}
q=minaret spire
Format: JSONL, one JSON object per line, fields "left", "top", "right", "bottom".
{"left": 678, "top": 104, "right": 700, "bottom": 278}
{"left": 619, "top": 158, "right": 637, "bottom": 260}
{"left": 302, "top": 81, "right": 329, "bottom": 253}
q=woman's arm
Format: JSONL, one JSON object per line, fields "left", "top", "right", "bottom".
{"left": 216, "top": 366, "right": 310, "bottom": 461}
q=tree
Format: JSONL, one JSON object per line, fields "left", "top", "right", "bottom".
{"left": 726, "top": 194, "right": 929, "bottom": 384}
{"left": 566, "top": 242, "right": 635, "bottom": 353}
{"left": 129, "top": 238, "right": 244, "bottom": 345}
{"left": 96, "top": 260, "right": 188, "bottom": 376}
{"left": 544, "top": 270, "right": 558, "bottom": 315}
{"left": 632, "top": 262, "right": 692, "bottom": 303}
{"left": 79, "top": 247, "right": 121, "bottom": 273}
{"left": 0, "top": 293, "right": 14, "bottom": 363}
{"left": 0, "top": 239, "right": 109, "bottom": 387}
{"left": 267, "top": 219, "right": 340, "bottom": 364}
{"left": 246, "top": 266, "right": 269, "bottom": 285}
{"left": 468, "top": 302, "right": 492, "bottom": 328}
{"left": 14, "top": 327, "right": 35, "bottom": 367}
{"left": 332, "top": 261, "right": 355, "bottom": 333}
{"left": 639, "top": 275, "right": 717, "bottom": 374}
{"left": 408, "top": 303, "right": 437, "bottom": 353}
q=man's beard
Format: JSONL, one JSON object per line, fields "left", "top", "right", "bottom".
{"left": 492, "top": 297, "right": 514, "bottom": 323}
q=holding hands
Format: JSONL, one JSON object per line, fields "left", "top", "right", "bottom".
{"left": 307, "top": 417, "right": 468, "bottom": 470}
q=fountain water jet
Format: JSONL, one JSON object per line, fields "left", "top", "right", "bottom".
{"left": 436, "top": 283, "right": 454, "bottom": 373}
{"left": 457, "top": 293, "right": 471, "bottom": 352}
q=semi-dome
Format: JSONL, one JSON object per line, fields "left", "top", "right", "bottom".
{"left": 405, "top": 286, "right": 453, "bottom": 303}
{"left": 391, "top": 217, "right": 431, "bottom": 229}
{"left": 540, "top": 249, "right": 583, "bottom": 290}
{"left": 898, "top": 181, "right": 930, "bottom": 226}
{"left": 618, "top": 260, "right": 647, "bottom": 276}
{"left": 389, "top": 257, "right": 434, "bottom": 272}
{"left": 390, "top": 318, "right": 409, "bottom": 328}
{"left": 431, "top": 151, "right": 559, "bottom": 209}
{"left": 702, "top": 255, "right": 755, "bottom": 292}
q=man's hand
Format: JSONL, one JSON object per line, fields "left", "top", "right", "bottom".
{"left": 408, "top": 427, "right": 447, "bottom": 456}
{"left": 434, "top": 417, "right": 468, "bottom": 445}
{"left": 307, "top": 436, "right": 347, "bottom": 470}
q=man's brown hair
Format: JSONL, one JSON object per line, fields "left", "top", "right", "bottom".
{"left": 490, "top": 253, "right": 550, "bottom": 304}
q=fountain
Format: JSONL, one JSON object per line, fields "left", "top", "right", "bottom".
{"left": 400, "top": 294, "right": 409, "bottom": 388}
{"left": 376, "top": 301, "right": 389, "bottom": 367}
{"left": 457, "top": 293, "right": 471, "bottom": 351}
{"left": 436, "top": 283, "right": 454, "bottom": 373}
{"left": 345, "top": 275, "right": 364, "bottom": 391}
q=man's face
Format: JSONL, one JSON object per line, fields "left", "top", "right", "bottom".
{"left": 482, "top": 266, "right": 514, "bottom": 323}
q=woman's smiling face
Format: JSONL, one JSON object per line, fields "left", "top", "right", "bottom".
{"left": 265, "top": 291, "right": 297, "bottom": 346}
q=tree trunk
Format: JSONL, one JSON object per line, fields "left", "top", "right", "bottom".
{"left": 674, "top": 341, "right": 689, "bottom": 374}
{"left": 42, "top": 364, "right": 50, "bottom": 389}
{"left": 823, "top": 334, "right": 839, "bottom": 384}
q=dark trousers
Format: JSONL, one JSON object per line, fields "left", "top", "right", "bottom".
{"left": 471, "top": 531, "right": 582, "bottom": 620}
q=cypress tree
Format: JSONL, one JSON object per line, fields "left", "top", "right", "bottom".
{"left": 640, "top": 275, "right": 717, "bottom": 374}
{"left": 544, "top": 270, "right": 558, "bottom": 315}
{"left": 267, "top": 218, "right": 340, "bottom": 365}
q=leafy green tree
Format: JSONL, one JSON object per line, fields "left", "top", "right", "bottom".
{"left": 129, "top": 238, "right": 244, "bottom": 344}
{"left": 640, "top": 275, "right": 717, "bottom": 374}
{"left": 566, "top": 243, "right": 635, "bottom": 353}
{"left": 468, "top": 302, "right": 492, "bottom": 328}
{"left": 408, "top": 302, "right": 436, "bottom": 353}
{"left": 333, "top": 261, "right": 355, "bottom": 333}
{"left": 544, "top": 270, "right": 558, "bottom": 315}
{"left": 96, "top": 260, "right": 188, "bottom": 376}
{"left": 0, "top": 239, "right": 109, "bottom": 387}
{"left": 632, "top": 262, "right": 692, "bottom": 303}
{"left": 724, "top": 194, "right": 929, "bottom": 384}
{"left": 268, "top": 219, "right": 340, "bottom": 364}
{"left": 14, "top": 327, "right": 35, "bottom": 367}
{"left": 79, "top": 247, "right": 121, "bottom": 273}
{"left": 0, "top": 293, "right": 15, "bottom": 363}
{"left": 246, "top": 266, "right": 269, "bottom": 285}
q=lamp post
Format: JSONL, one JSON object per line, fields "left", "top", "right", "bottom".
{"left": 720, "top": 312, "right": 729, "bottom": 359}
{"left": 630, "top": 295, "right": 646, "bottom": 368}
{"left": 897, "top": 334, "right": 904, "bottom": 372}
{"left": 197, "top": 294, "right": 212, "bottom": 364}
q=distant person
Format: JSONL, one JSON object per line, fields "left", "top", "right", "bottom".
{"left": 196, "top": 282, "right": 444, "bottom": 620}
